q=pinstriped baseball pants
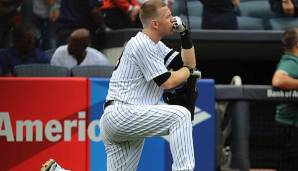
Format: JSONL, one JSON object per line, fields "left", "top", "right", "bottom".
{"left": 100, "top": 104, "right": 195, "bottom": 171}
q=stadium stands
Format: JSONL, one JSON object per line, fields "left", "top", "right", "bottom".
{"left": 3, "top": 1, "right": 298, "bottom": 170}
{"left": 237, "top": 16, "right": 265, "bottom": 30}
{"left": 180, "top": 15, "right": 202, "bottom": 29}
{"left": 216, "top": 85, "right": 298, "bottom": 170}
{"left": 269, "top": 18, "right": 298, "bottom": 30}
{"left": 172, "top": 0, "right": 298, "bottom": 30}
{"left": 14, "top": 64, "right": 70, "bottom": 77}
{"left": 71, "top": 65, "right": 114, "bottom": 77}
{"left": 239, "top": 0, "right": 274, "bottom": 29}
{"left": 187, "top": 1, "right": 203, "bottom": 17}
{"left": 45, "top": 48, "right": 56, "bottom": 59}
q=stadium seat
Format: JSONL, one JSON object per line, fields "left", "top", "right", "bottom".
{"left": 269, "top": 18, "right": 298, "bottom": 30}
{"left": 188, "top": 1, "right": 203, "bottom": 17}
{"left": 14, "top": 64, "right": 70, "bottom": 77}
{"left": 239, "top": 0, "right": 274, "bottom": 29}
{"left": 71, "top": 65, "right": 114, "bottom": 77}
{"left": 180, "top": 15, "right": 202, "bottom": 29}
{"left": 172, "top": 0, "right": 186, "bottom": 16}
{"left": 173, "top": 1, "right": 202, "bottom": 17}
{"left": 239, "top": 1, "right": 273, "bottom": 18}
{"left": 237, "top": 16, "right": 265, "bottom": 30}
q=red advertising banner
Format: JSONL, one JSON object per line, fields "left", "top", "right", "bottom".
{"left": 0, "top": 78, "right": 90, "bottom": 171}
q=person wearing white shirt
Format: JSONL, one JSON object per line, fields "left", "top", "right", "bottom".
{"left": 51, "top": 28, "right": 110, "bottom": 69}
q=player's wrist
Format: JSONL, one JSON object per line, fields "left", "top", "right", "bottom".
{"left": 172, "top": 16, "right": 193, "bottom": 49}
{"left": 180, "top": 30, "right": 193, "bottom": 49}
{"left": 183, "top": 65, "right": 194, "bottom": 75}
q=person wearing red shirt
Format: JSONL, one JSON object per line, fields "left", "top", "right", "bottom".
{"left": 101, "top": 0, "right": 142, "bottom": 29}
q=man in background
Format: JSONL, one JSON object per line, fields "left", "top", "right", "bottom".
{"left": 269, "top": 0, "right": 298, "bottom": 17}
{"left": 51, "top": 28, "right": 110, "bottom": 69}
{"left": 272, "top": 28, "right": 298, "bottom": 171}
{"left": 0, "top": 0, "right": 23, "bottom": 48}
{"left": 200, "top": 0, "right": 240, "bottom": 29}
{"left": 56, "top": 0, "right": 106, "bottom": 47}
{"left": 32, "top": 0, "right": 60, "bottom": 50}
{"left": 0, "top": 24, "right": 50, "bottom": 76}
{"left": 100, "top": 0, "right": 196, "bottom": 170}
{"left": 101, "top": 0, "right": 142, "bottom": 29}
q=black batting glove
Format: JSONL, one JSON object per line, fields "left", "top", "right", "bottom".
{"left": 172, "top": 16, "right": 193, "bottom": 49}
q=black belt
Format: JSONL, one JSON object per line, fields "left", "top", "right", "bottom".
{"left": 103, "top": 100, "right": 114, "bottom": 110}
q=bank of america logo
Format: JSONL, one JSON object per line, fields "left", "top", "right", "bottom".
{"left": 1, "top": 105, "right": 211, "bottom": 143}
{"left": 0, "top": 111, "right": 101, "bottom": 142}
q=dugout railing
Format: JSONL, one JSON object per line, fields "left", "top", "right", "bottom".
{"left": 215, "top": 85, "right": 298, "bottom": 170}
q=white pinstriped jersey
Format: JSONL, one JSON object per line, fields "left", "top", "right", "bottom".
{"left": 106, "top": 32, "right": 179, "bottom": 105}
{"left": 101, "top": 31, "right": 196, "bottom": 171}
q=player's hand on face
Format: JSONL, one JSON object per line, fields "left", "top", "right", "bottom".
{"left": 172, "top": 16, "right": 186, "bottom": 33}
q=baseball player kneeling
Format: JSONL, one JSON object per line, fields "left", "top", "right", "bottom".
{"left": 100, "top": 0, "right": 197, "bottom": 170}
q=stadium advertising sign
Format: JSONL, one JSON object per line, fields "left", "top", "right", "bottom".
{"left": 0, "top": 111, "right": 101, "bottom": 142}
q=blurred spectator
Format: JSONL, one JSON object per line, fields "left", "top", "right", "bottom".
{"left": 51, "top": 28, "right": 110, "bottom": 69}
{"left": 166, "top": 0, "right": 175, "bottom": 12}
{"left": 269, "top": 0, "right": 298, "bottom": 17}
{"left": 101, "top": 0, "right": 142, "bottom": 29}
{"left": 0, "top": 24, "right": 50, "bottom": 76}
{"left": 33, "top": 0, "right": 60, "bottom": 50}
{"left": 138, "top": 0, "right": 174, "bottom": 11}
{"left": 0, "top": 0, "right": 23, "bottom": 48}
{"left": 272, "top": 28, "right": 298, "bottom": 171}
{"left": 200, "top": 0, "right": 239, "bottom": 29}
{"left": 56, "top": 0, "right": 106, "bottom": 47}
